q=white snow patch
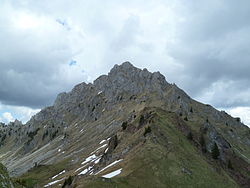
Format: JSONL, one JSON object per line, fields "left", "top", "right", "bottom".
{"left": 78, "top": 168, "right": 88, "bottom": 175}
{"left": 44, "top": 178, "right": 65, "bottom": 187}
{"left": 97, "top": 91, "right": 103, "bottom": 95}
{"left": 91, "top": 144, "right": 108, "bottom": 155}
{"left": 78, "top": 166, "right": 93, "bottom": 175}
{"left": 81, "top": 154, "right": 97, "bottom": 165}
{"left": 80, "top": 129, "right": 84, "bottom": 133}
{"left": 104, "top": 148, "right": 109, "bottom": 153}
{"left": 52, "top": 170, "right": 65, "bottom": 179}
{"left": 95, "top": 159, "right": 123, "bottom": 175}
{"left": 94, "top": 157, "right": 101, "bottom": 164}
{"left": 58, "top": 149, "right": 61, "bottom": 152}
{"left": 75, "top": 165, "right": 86, "bottom": 172}
{"left": 99, "top": 140, "right": 106, "bottom": 144}
{"left": 96, "top": 144, "right": 107, "bottom": 151}
{"left": 102, "top": 168, "right": 122, "bottom": 178}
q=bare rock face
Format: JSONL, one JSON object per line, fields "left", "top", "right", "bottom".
{"left": 101, "top": 61, "right": 169, "bottom": 95}
{"left": 52, "top": 62, "right": 169, "bottom": 112}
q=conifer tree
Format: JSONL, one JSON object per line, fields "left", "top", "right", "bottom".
{"left": 211, "top": 142, "right": 220, "bottom": 159}
{"left": 228, "top": 160, "right": 233, "bottom": 169}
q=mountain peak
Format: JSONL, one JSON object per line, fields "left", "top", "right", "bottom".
{"left": 94, "top": 62, "right": 170, "bottom": 97}
{"left": 113, "top": 61, "right": 135, "bottom": 69}
{"left": 51, "top": 62, "right": 171, "bottom": 119}
{"left": 109, "top": 61, "right": 140, "bottom": 75}
{"left": 1, "top": 62, "right": 250, "bottom": 188}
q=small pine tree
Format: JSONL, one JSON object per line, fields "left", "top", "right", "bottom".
{"left": 187, "top": 132, "right": 193, "bottom": 140}
{"left": 139, "top": 115, "right": 145, "bottom": 127}
{"left": 184, "top": 116, "right": 188, "bottom": 121}
{"left": 227, "top": 160, "right": 233, "bottom": 169}
{"left": 199, "top": 135, "right": 205, "bottom": 146}
{"left": 62, "top": 176, "right": 73, "bottom": 188}
{"left": 121, "top": 122, "right": 128, "bottom": 130}
{"left": 199, "top": 135, "right": 207, "bottom": 153}
{"left": 143, "top": 127, "right": 151, "bottom": 137}
{"left": 211, "top": 142, "right": 220, "bottom": 159}
{"left": 190, "top": 107, "right": 193, "bottom": 113}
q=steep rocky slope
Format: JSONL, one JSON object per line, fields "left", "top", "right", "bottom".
{"left": 0, "top": 62, "right": 250, "bottom": 187}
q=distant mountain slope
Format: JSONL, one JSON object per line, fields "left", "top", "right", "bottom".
{"left": 0, "top": 62, "right": 249, "bottom": 187}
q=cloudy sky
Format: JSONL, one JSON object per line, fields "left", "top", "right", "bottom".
{"left": 0, "top": 0, "right": 250, "bottom": 126}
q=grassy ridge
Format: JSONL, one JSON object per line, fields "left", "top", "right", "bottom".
{"left": 75, "top": 110, "right": 239, "bottom": 188}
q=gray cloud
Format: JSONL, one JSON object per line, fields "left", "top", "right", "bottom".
{"left": 167, "top": 0, "right": 250, "bottom": 108}
{"left": 1, "top": 0, "right": 250, "bottom": 114}
{"left": 0, "top": 1, "right": 88, "bottom": 108}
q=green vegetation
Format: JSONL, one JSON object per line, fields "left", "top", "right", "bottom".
{"left": 26, "top": 128, "right": 40, "bottom": 145}
{"left": 235, "top": 117, "right": 241, "bottom": 122}
{"left": 121, "top": 121, "right": 128, "bottom": 130}
{"left": 0, "top": 163, "right": 17, "bottom": 188}
{"left": 0, "top": 133, "right": 6, "bottom": 145}
{"left": 27, "top": 128, "right": 40, "bottom": 140}
{"left": 190, "top": 107, "right": 193, "bottom": 113}
{"left": 51, "top": 129, "right": 59, "bottom": 139}
{"left": 76, "top": 110, "right": 239, "bottom": 188}
{"left": 42, "top": 130, "right": 48, "bottom": 140}
{"left": 139, "top": 115, "right": 145, "bottom": 127}
{"left": 15, "top": 159, "right": 69, "bottom": 188}
{"left": 199, "top": 135, "right": 207, "bottom": 153}
{"left": 187, "top": 131, "right": 193, "bottom": 140}
{"left": 62, "top": 175, "right": 73, "bottom": 188}
{"left": 211, "top": 142, "right": 220, "bottom": 159}
{"left": 227, "top": 160, "right": 233, "bottom": 170}
{"left": 143, "top": 126, "right": 151, "bottom": 136}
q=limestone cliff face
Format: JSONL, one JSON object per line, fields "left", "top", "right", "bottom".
{"left": 53, "top": 62, "right": 169, "bottom": 111}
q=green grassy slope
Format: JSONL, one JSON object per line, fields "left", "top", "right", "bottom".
{"left": 0, "top": 163, "right": 22, "bottom": 188}
{"left": 12, "top": 103, "right": 250, "bottom": 188}
{"left": 13, "top": 159, "right": 70, "bottom": 188}
{"left": 72, "top": 109, "right": 240, "bottom": 188}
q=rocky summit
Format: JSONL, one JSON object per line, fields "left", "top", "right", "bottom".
{"left": 0, "top": 62, "right": 250, "bottom": 188}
